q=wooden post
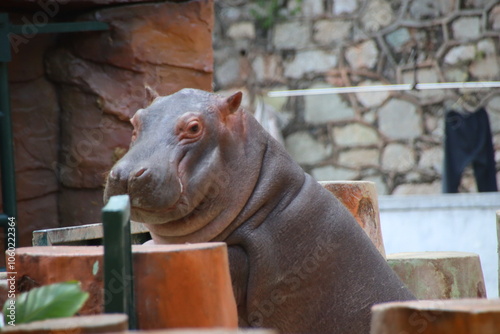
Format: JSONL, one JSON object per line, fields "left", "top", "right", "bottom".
{"left": 371, "top": 299, "right": 500, "bottom": 334}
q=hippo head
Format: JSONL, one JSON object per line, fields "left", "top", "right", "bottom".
{"left": 104, "top": 88, "right": 254, "bottom": 242}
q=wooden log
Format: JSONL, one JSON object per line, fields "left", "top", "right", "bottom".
{"left": 320, "top": 181, "right": 386, "bottom": 257}
{"left": 121, "top": 330, "right": 277, "bottom": 334}
{"left": 1, "top": 314, "right": 127, "bottom": 334}
{"left": 11, "top": 243, "right": 237, "bottom": 330}
{"left": 497, "top": 210, "right": 500, "bottom": 296}
{"left": 132, "top": 244, "right": 237, "bottom": 330}
{"left": 387, "top": 251, "right": 486, "bottom": 299}
{"left": 371, "top": 298, "right": 500, "bottom": 334}
{"left": 14, "top": 246, "right": 104, "bottom": 314}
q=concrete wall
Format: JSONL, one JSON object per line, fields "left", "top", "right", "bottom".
{"left": 213, "top": 0, "right": 500, "bottom": 195}
{"left": 379, "top": 192, "right": 500, "bottom": 297}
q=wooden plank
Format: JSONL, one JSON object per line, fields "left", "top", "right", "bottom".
{"left": 32, "top": 222, "right": 149, "bottom": 246}
{"left": 1, "top": 314, "right": 127, "bottom": 333}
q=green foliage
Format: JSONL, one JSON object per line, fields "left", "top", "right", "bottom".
{"left": 251, "top": 0, "right": 303, "bottom": 31}
{"left": 2, "top": 281, "right": 89, "bottom": 327}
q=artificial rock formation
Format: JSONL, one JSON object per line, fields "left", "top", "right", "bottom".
{"left": 1, "top": 0, "right": 213, "bottom": 247}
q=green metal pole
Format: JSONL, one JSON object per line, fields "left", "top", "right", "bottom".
{"left": 102, "top": 195, "right": 136, "bottom": 329}
{"left": 0, "top": 61, "right": 18, "bottom": 247}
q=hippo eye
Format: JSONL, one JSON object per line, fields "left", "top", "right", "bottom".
{"left": 178, "top": 117, "right": 203, "bottom": 142}
{"left": 188, "top": 122, "right": 200, "bottom": 134}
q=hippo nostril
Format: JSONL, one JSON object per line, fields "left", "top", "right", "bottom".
{"left": 135, "top": 167, "right": 148, "bottom": 178}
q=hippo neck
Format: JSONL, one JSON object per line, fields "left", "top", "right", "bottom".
{"left": 213, "top": 117, "right": 307, "bottom": 241}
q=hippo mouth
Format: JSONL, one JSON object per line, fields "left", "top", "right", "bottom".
{"left": 130, "top": 189, "right": 210, "bottom": 228}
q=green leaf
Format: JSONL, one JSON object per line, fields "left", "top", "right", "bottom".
{"left": 2, "top": 281, "right": 89, "bottom": 325}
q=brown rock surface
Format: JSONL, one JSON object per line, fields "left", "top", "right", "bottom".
{"left": 58, "top": 187, "right": 104, "bottom": 227}
{"left": 7, "top": 33, "right": 54, "bottom": 82}
{"left": 1, "top": 35, "right": 59, "bottom": 249}
{"left": 43, "top": 0, "right": 212, "bottom": 227}
{"left": 17, "top": 194, "right": 59, "bottom": 247}
{"left": 371, "top": 298, "right": 500, "bottom": 334}
{"left": 9, "top": 77, "right": 59, "bottom": 201}
{"left": 73, "top": 1, "right": 214, "bottom": 74}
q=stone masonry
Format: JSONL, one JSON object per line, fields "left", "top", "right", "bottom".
{"left": 213, "top": 0, "right": 500, "bottom": 195}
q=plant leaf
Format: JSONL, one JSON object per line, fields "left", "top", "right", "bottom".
{"left": 3, "top": 281, "right": 89, "bottom": 325}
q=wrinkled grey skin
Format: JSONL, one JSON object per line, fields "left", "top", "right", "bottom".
{"left": 104, "top": 88, "right": 415, "bottom": 334}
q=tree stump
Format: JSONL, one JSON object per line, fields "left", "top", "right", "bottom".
{"left": 320, "top": 181, "right": 386, "bottom": 257}
{"left": 497, "top": 210, "right": 500, "bottom": 296}
{"left": 371, "top": 299, "right": 500, "bottom": 334}
{"left": 1, "top": 314, "right": 127, "bottom": 334}
{"left": 387, "top": 252, "right": 486, "bottom": 299}
{"left": 132, "top": 244, "right": 237, "bottom": 330}
{"left": 10, "top": 243, "right": 237, "bottom": 330}
{"left": 120, "top": 330, "right": 277, "bottom": 334}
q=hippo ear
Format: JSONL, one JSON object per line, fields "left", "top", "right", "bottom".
{"left": 145, "top": 85, "right": 160, "bottom": 106}
{"left": 224, "top": 91, "right": 243, "bottom": 114}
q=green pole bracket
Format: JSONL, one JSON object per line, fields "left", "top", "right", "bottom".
{"left": 102, "top": 195, "right": 136, "bottom": 330}
{"left": 0, "top": 13, "right": 109, "bottom": 62}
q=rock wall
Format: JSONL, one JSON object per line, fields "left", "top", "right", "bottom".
{"left": 2, "top": 0, "right": 213, "bottom": 246}
{"left": 6, "top": 32, "right": 60, "bottom": 247}
{"left": 213, "top": 0, "right": 500, "bottom": 195}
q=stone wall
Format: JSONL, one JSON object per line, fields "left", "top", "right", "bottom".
{"left": 1, "top": 0, "right": 213, "bottom": 247}
{"left": 213, "top": 0, "right": 500, "bottom": 195}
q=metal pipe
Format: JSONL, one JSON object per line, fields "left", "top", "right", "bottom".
{"left": 0, "top": 61, "right": 18, "bottom": 247}
{"left": 267, "top": 81, "right": 500, "bottom": 97}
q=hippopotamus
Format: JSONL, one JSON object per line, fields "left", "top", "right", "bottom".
{"left": 104, "top": 88, "right": 415, "bottom": 334}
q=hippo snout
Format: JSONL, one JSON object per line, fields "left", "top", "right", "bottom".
{"left": 106, "top": 163, "right": 151, "bottom": 197}
{"left": 109, "top": 164, "right": 150, "bottom": 186}
{"left": 104, "top": 156, "right": 184, "bottom": 225}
